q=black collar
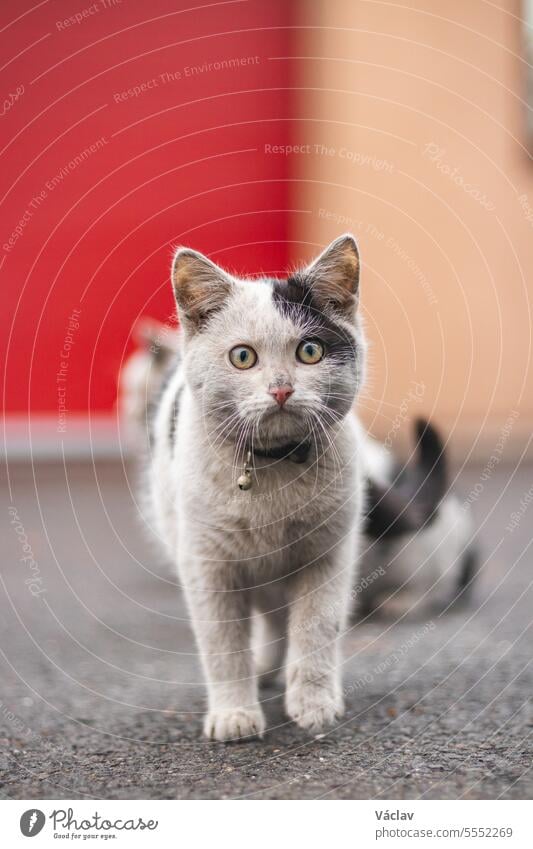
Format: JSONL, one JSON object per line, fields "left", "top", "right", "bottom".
{"left": 251, "top": 440, "right": 312, "bottom": 464}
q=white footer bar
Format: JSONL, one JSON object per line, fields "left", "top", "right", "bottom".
{"left": 2, "top": 799, "right": 530, "bottom": 848}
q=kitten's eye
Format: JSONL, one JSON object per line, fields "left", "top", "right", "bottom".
{"left": 229, "top": 345, "right": 257, "bottom": 369}
{"left": 296, "top": 339, "right": 324, "bottom": 364}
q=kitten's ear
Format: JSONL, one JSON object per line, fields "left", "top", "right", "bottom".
{"left": 171, "top": 248, "right": 232, "bottom": 331}
{"left": 304, "top": 234, "right": 360, "bottom": 316}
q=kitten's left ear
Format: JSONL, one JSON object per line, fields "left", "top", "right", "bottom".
{"left": 305, "top": 234, "right": 360, "bottom": 316}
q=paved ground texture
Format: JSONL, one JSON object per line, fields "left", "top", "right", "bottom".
{"left": 1, "top": 458, "right": 531, "bottom": 799}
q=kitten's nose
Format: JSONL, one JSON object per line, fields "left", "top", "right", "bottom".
{"left": 268, "top": 383, "right": 294, "bottom": 407}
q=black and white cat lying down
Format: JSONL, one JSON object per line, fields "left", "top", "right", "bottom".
{"left": 121, "top": 320, "right": 477, "bottom": 620}
{"left": 357, "top": 418, "right": 477, "bottom": 616}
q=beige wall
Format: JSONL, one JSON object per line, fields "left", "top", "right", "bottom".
{"left": 290, "top": 0, "right": 532, "bottom": 459}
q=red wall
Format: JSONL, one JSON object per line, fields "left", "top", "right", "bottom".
{"left": 2, "top": 0, "right": 294, "bottom": 416}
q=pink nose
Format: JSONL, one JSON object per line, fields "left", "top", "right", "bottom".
{"left": 268, "top": 384, "right": 294, "bottom": 407}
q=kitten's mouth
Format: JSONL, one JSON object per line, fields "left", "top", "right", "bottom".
{"left": 253, "top": 405, "right": 309, "bottom": 444}
{"left": 262, "top": 402, "right": 297, "bottom": 418}
{"left": 235, "top": 401, "right": 309, "bottom": 447}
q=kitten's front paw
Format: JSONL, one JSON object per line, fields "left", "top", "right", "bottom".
{"left": 286, "top": 684, "right": 344, "bottom": 733}
{"left": 204, "top": 706, "right": 266, "bottom": 742}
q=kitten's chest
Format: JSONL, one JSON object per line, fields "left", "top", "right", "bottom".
{"left": 196, "top": 458, "right": 356, "bottom": 564}
{"left": 220, "top": 456, "right": 342, "bottom": 520}
{"left": 176, "top": 416, "right": 360, "bottom": 566}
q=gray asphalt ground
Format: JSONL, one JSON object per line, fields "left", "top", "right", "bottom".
{"left": 1, "top": 458, "right": 531, "bottom": 799}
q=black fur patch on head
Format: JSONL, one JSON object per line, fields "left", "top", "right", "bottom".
{"left": 271, "top": 275, "right": 357, "bottom": 363}
{"left": 271, "top": 274, "right": 359, "bottom": 419}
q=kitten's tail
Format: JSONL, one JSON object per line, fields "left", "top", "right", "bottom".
{"left": 413, "top": 417, "right": 447, "bottom": 521}
{"left": 363, "top": 418, "right": 447, "bottom": 540}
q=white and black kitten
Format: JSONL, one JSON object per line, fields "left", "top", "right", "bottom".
{"left": 122, "top": 235, "right": 476, "bottom": 741}
{"left": 147, "top": 235, "right": 365, "bottom": 741}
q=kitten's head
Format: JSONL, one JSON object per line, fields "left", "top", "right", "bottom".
{"left": 171, "top": 235, "right": 365, "bottom": 448}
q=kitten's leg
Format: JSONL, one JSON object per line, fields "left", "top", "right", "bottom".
{"left": 254, "top": 608, "right": 287, "bottom": 687}
{"left": 183, "top": 568, "right": 265, "bottom": 742}
{"left": 285, "top": 541, "right": 355, "bottom": 733}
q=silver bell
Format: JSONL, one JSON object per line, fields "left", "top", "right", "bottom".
{"left": 238, "top": 471, "right": 252, "bottom": 491}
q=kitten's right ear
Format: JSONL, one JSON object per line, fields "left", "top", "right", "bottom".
{"left": 171, "top": 248, "right": 232, "bottom": 331}
{"left": 304, "top": 234, "right": 360, "bottom": 316}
